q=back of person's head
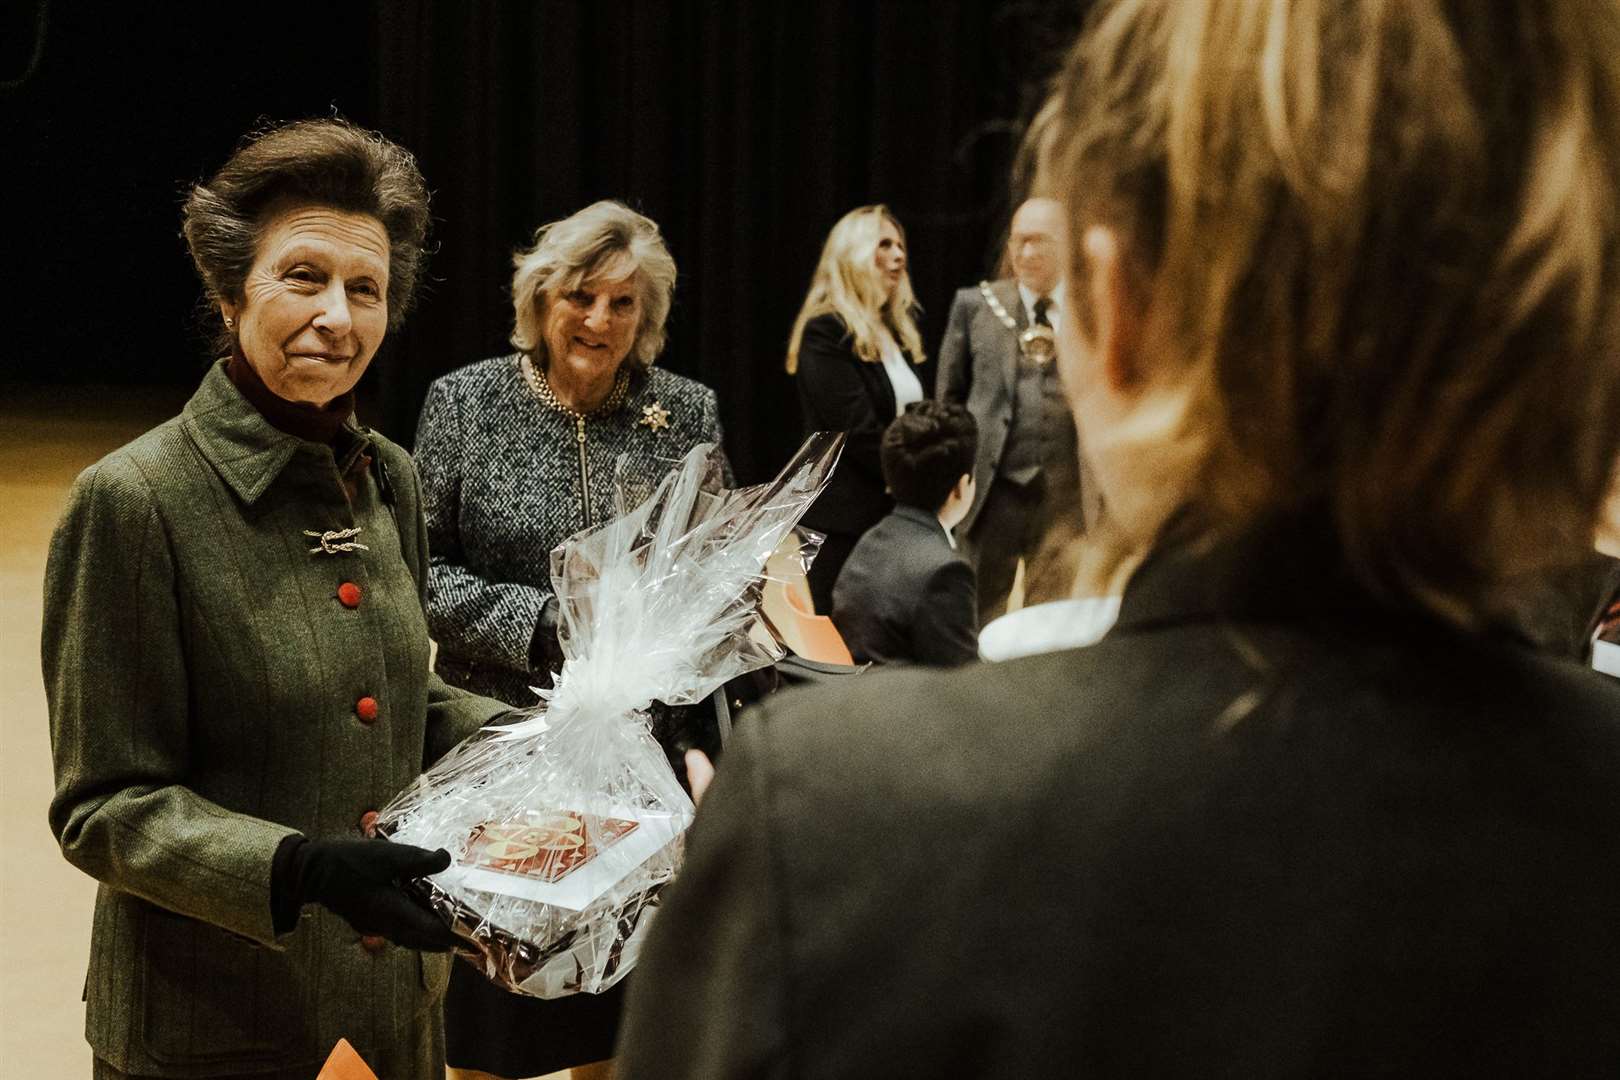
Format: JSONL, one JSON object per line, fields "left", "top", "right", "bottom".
{"left": 1038, "top": 0, "right": 1620, "bottom": 622}
{"left": 882, "top": 401, "right": 978, "bottom": 512}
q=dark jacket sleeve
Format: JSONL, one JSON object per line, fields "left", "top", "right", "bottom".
{"left": 912, "top": 559, "right": 980, "bottom": 667}
{"left": 423, "top": 668, "right": 509, "bottom": 765}
{"left": 414, "top": 376, "right": 550, "bottom": 677}
{"left": 936, "top": 289, "right": 974, "bottom": 405}
{"left": 617, "top": 712, "right": 790, "bottom": 1079}
{"left": 795, "top": 315, "right": 888, "bottom": 489}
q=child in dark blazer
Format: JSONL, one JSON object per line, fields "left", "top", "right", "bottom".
{"left": 831, "top": 401, "right": 979, "bottom": 666}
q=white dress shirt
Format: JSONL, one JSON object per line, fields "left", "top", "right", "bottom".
{"left": 1017, "top": 280, "right": 1064, "bottom": 331}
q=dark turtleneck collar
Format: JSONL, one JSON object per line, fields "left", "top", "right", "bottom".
{"left": 225, "top": 350, "right": 356, "bottom": 445}
{"left": 1110, "top": 507, "right": 1587, "bottom": 655}
{"left": 1113, "top": 510, "right": 1391, "bottom": 639}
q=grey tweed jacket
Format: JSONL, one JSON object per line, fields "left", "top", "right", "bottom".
{"left": 415, "top": 354, "right": 727, "bottom": 705}
{"left": 43, "top": 360, "right": 506, "bottom": 1078}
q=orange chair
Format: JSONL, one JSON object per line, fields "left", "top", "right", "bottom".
{"left": 317, "top": 1040, "right": 378, "bottom": 1080}
{"left": 761, "top": 535, "right": 856, "bottom": 665}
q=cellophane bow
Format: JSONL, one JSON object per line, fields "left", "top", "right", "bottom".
{"left": 378, "top": 433, "right": 842, "bottom": 997}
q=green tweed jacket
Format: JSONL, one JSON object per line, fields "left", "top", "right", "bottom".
{"left": 43, "top": 361, "right": 507, "bottom": 1078}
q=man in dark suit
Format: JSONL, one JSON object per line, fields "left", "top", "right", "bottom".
{"left": 938, "top": 197, "right": 1097, "bottom": 625}
{"left": 831, "top": 401, "right": 979, "bottom": 666}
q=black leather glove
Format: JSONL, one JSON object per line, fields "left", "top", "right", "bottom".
{"left": 271, "top": 836, "right": 460, "bottom": 951}
{"left": 529, "top": 594, "right": 565, "bottom": 679}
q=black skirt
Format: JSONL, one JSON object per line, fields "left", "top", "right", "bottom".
{"left": 444, "top": 960, "right": 627, "bottom": 1074}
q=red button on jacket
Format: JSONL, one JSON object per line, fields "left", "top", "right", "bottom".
{"left": 337, "top": 582, "right": 363, "bottom": 608}
{"left": 359, "top": 809, "right": 379, "bottom": 837}
{"left": 360, "top": 934, "right": 387, "bottom": 953}
{"left": 355, "top": 696, "right": 379, "bottom": 724}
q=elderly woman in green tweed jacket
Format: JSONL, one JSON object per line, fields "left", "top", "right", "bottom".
{"left": 42, "top": 119, "right": 508, "bottom": 1080}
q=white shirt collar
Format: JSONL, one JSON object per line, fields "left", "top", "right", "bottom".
{"left": 1017, "top": 280, "right": 1064, "bottom": 327}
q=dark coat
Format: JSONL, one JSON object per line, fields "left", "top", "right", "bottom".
{"left": 794, "top": 313, "right": 921, "bottom": 537}
{"left": 618, "top": 514, "right": 1620, "bottom": 1078}
{"left": 42, "top": 360, "right": 506, "bottom": 1078}
{"left": 830, "top": 504, "right": 977, "bottom": 666}
{"left": 415, "top": 355, "right": 726, "bottom": 706}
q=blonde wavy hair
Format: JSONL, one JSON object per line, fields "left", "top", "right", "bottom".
{"left": 510, "top": 200, "right": 677, "bottom": 371}
{"left": 785, "top": 205, "right": 926, "bottom": 374}
{"left": 1038, "top": 0, "right": 1620, "bottom": 622}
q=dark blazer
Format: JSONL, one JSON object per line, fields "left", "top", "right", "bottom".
{"left": 831, "top": 504, "right": 977, "bottom": 666}
{"left": 42, "top": 360, "right": 505, "bottom": 1079}
{"left": 619, "top": 514, "right": 1620, "bottom": 1078}
{"left": 794, "top": 312, "right": 922, "bottom": 536}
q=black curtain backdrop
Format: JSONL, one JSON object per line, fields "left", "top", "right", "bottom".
{"left": 370, "top": 1, "right": 1084, "bottom": 480}
{"left": 7, "top": 1, "right": 1084, "bottom": 482}
{"left": 3, "top": 1, "right": 378, "bottom": 389}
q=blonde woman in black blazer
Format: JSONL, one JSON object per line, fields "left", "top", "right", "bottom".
{"left": 787, "top": 204, "right": 929, "bottom": 613}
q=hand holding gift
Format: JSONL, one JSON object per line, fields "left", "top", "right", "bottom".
{"left": 683, "top": 749, "right": 717, "bottom": 805}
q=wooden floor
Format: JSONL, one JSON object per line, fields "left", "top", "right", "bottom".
{"left": 1, "top": 387, "right": 185, "bottom": 1076}
{"left": 0, "top": 387, "right": 566, "bottom": 1079}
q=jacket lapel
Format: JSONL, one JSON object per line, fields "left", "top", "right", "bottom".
{"left": 993, "top": 279, "right": 1026, "bottom": 397}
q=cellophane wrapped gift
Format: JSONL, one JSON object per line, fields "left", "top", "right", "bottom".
{"left": 378, "top": 433, "right": 842, "bottom": 998}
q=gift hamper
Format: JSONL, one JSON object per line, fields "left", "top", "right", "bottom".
{"left": 378, "top": 434, "right": 841, "bottom": 997}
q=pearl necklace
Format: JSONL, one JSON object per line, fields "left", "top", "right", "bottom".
{"left": 520, "top": 354, "right": 630, "bottom": 420}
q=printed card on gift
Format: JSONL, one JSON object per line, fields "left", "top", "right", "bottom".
{"left": 439, "top": 806, "right": 689, "bottom": 911}
{"left": 465, "top": 813, "right": 642, "bottom": 884}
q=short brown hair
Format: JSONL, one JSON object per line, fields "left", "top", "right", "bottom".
{"left": 881, "top": 401, "right": 978, "bottom": 512}
{"left": 182, "top": 118, "right": 431, "bottom": 349}
{"left": 1040, "top": 0, "right": 1620, "bottom": 619}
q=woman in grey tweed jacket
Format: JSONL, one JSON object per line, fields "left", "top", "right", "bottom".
{"left": 414, "top": 201, "right": 727, "bottom": 1079}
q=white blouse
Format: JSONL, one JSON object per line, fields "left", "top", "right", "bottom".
{"left": 879, "top": 335, "right": 924, "bottom": 417}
